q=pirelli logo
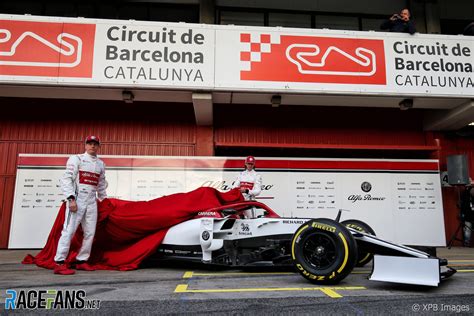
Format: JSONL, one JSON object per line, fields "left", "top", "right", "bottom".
{"left": 311, "top": 222, "right": 336, "bottom": 233}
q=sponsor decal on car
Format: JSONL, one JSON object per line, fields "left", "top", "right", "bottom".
{"left": 238, "top": 223, "right": 252, "bottom": 236}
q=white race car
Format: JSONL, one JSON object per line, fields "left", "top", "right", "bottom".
{"left": 154, "top": 201, "right": 456, "bottom": 286}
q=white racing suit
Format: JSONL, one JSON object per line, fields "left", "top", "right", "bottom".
{"left": 54, "top": 152, "right": 107, "bottom": 262}
{"left": 233, "top": 169, "right": 262, "bottom": 218}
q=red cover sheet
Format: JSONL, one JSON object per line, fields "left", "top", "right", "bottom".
{"left": 23, "top": 187, "right": 244, "bottom": 270}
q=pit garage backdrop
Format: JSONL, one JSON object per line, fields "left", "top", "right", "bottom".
{"left": 9, "top": 155, "right": 445, "bottom": 248}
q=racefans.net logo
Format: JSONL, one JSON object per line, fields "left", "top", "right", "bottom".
{"left": 4, "top": 289, "right": 101, "bottom": 310}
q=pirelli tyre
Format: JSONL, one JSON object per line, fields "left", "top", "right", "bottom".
{"left": 341, "top": 219, "right": 376, "bottom": 267}
{"left": 291, "top": 218, "right": 358, "bottom": 285}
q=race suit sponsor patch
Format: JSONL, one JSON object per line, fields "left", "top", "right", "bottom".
{"left": 239, "top": 181, "right": 254, "bottom": 190}
{"left": 79, "top": 170, "right": 100, "bottom": 186}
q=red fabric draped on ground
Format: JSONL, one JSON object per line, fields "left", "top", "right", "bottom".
{"left": 23, "top": 187, "right": 244, "bottom": 271}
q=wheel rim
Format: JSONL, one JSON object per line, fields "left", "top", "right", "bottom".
{"left": 302, "top": 232, "right": 337, "bottom": 270}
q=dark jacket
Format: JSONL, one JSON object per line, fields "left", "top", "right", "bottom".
{"left": 464, "top": 22, "right": 474, "bottom": 36}
{"left": 381, "top": 18, "right": 416, "bottom": 34}
{"left": 460, "top": 187, "right": 474, "bottom": 222}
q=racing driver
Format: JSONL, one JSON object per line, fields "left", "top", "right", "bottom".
{"left": 233, "top": 156, "right": 262, "bottom": 217}
{"left": 53, "top": 135, "right": 107, "bottom": 275}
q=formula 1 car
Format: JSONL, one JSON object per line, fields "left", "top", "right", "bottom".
{"left": 154, "top": 201, "right": 456, "bottom": 286}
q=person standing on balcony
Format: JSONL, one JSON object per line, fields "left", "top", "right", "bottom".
{"left": 463, "top": 22, "right": 474, "bottom": 36}
{"left": 381, "top": 8, "right": 416, "bottom": 34}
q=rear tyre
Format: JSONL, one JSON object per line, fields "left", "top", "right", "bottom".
{"left": 341, "top": 219, "right": 376, "bottom": 267}
{"left": 291, "top": 218, "right": 358, "bottom": 284}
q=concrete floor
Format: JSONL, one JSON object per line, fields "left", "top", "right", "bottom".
{"left": 1, "top": 247, "right": 473, "bottom": 315}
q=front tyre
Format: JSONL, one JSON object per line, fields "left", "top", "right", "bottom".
{"left": 341, "top": 219, "right": 376, "bottom": 267}
{"left": 291, "top": 218, "right": 358, "bottom": 285}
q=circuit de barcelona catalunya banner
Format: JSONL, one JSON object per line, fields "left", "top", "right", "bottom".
{"left": 0, "top": 15, "right": 215, "bottom": 88}
{"left": 0, "top": 14, "right": 472, "bottom": 97}
{"left": 9, "top": 155, "right": 445, "bottom": 248}
{"left": 215, "top": 29, "right": 473, "bottom": 96}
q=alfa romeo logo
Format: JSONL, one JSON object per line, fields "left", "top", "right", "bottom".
{"left": 361, "top": 181, "right": 372, "bottom": 192}
{"left": 201, "top": 231, "right": 210, "bottom": 241}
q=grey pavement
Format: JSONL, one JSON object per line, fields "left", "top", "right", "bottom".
{"left": 0, "top": 247, "right": 473, "bottom": 315}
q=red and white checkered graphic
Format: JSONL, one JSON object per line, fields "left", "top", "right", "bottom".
{"left": 240, "top": 33, "right": 280, "bottom": 71}
{"left": 239, "top": 33, "right": 386, "bottom": 85}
